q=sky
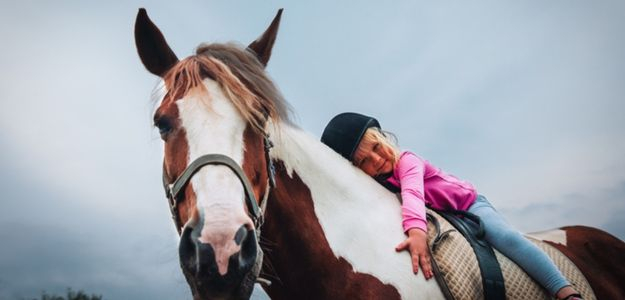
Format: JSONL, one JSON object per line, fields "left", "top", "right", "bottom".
{"left": 1, "top": 1, "right": 624, "bottom": 299}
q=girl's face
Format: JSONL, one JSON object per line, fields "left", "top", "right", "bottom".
{"left": 353, "top": 140, "right": 395, "bottom": 177}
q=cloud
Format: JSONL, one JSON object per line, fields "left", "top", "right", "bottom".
{"left": 603, "top": 209, "right": 625, "bottom": 242}
{"left": 0, "top": 222, "right": 191, "bottom": 300}
{"left": 499, "top": 181, "right": 625, "bottom": 241}
{"left": 0, "top": 135, "right": 190, "bottom": 299}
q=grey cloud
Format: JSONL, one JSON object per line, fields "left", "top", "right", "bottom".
{"left": 500, "top": 182, "right": 625, "bottom": 241}
{"left": 0, "top": 136, "right": 190, "bottom": 299}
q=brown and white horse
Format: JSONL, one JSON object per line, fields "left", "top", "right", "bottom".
{"left": 134, "top": 8, "right": 625, "bottom": 300}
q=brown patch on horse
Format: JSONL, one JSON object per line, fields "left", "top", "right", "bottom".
{"left": 546, "top": 226, "right": 625, "bottom": 299}
{"left": 155, "top": 82, "right": 197, "bottom": 232}
{"left": 260, "top": 161, "right": 401, "bottom": 300}
{"left": 241, "top": 125, "right": 270, "bottom": 212}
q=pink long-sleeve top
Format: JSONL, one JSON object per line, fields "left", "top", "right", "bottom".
{"left": 386, "top": 151, "right": 477, "bottom": 233}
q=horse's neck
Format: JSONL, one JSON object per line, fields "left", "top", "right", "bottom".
{"left": 262, "top": 156, "right": 403, "bottom": 299}
{"left": 261, "top": 124, "right": 444, "bottom": 300}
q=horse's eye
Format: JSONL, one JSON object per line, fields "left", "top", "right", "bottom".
{"left": 154, "top": 117, "right": 173, "bottom": 139}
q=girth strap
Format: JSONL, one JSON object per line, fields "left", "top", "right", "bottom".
{"left": 436, "top": 210, "right": 506, "bottom": 300}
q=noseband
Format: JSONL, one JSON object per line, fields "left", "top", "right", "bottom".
{"left": 162, "top": 134, "right": 275, "bottom": 234}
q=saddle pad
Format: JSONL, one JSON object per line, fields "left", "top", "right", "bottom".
{"left": 426, "top": 209, "right": 596, "bottom": 300}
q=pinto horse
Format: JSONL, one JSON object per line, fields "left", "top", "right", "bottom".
{"left": 134, "top": 8, "right": 625, "bottom": 300}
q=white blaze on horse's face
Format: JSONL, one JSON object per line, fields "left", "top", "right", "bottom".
{"left": 176, "top": 78, "right": 252, "bottom": 275}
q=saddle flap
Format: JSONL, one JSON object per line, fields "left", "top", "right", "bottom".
{"left": 426, "top": 209, "right": 596, "bottom": 300}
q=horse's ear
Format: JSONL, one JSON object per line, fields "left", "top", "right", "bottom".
{"left": 134, "top": 8, "right": 179, "bottom": 77}
{"left": 248, "top": 9, "right": 283, "bottom": 67}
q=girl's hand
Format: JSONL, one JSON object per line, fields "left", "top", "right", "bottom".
{"left": 395, "top": 228, "right": 434, "bottom": 280}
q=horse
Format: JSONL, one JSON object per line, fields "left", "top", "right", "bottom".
{"left": 134, "top": 8, "right": 625, "bottom": 300}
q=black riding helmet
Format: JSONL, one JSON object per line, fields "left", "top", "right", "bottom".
{"left": 320, "top": 112, "right": 380, "bottom": 161}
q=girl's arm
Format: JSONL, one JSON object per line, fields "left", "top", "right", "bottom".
{"left": 395, "top": 152, "right": 427, "bottom": 233}
{"left": 394, "top": 152, "right": 433, "bottom": 279}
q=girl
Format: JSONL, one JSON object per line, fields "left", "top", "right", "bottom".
{"left": 320, "top": 112, "right": 583, "bottom": 300}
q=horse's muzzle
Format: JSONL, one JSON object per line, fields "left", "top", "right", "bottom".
{"left": 179, "top": 224, "right": 260, "bottom": 299}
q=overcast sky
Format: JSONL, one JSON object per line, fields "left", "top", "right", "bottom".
{"left": 1, "top": 1, "right": 624, "bottom": 299}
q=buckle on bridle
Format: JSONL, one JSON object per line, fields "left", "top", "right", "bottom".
{"left": 264, "top": 135, "right": 276, "bottom": 188}
{"left": 166, "top": 184, "right": 177, "bottom": 210}
{"left": 256, "top": 209, "right": 265, "bottom": 228}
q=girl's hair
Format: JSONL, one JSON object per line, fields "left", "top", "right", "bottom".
{"left": 357, "top": 127, "right": 401, "bottom": 166}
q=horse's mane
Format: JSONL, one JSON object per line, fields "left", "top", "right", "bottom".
{"left": 161, "top": 42, "right": 292, "bottom": 132}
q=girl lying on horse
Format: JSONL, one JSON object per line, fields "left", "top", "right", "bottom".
{"left": 321, "top": 112, "right": 583, "bottom": 300}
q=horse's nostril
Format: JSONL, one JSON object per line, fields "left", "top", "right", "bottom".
{"left": 179, "top": 226, "right": 198, "bottom": 273}
{"left": 234, "top": 225, "right": 248, "bottom": 245}
{"left": 196, "top": 242, "right": 216, "bottom": 277}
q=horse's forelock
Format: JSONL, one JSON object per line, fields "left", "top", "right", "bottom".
{"left": 160, "top": 43, "right": 291, "bottom": 134}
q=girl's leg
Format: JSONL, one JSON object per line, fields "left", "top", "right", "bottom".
{"left": 467, "top": 195, "right": 571, "bottom": 296}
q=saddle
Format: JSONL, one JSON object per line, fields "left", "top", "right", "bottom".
{"left": 425, "top": 209, "right": 596, "bottom": 300}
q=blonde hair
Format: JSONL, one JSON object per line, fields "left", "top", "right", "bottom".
{"left": 355, "top": 127, "right": 401, "bottom": 166}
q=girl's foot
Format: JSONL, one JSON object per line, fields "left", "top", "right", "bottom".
{"left": 556, "top": 286, "right": 583, "bottom": 300}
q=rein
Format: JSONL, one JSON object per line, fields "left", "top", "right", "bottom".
{"left": 162, "top": 134, "right": 276, "bottom": 234}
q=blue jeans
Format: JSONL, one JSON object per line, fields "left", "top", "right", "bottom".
{"left": 467, "top": 195, "right": 570, "bottom": 295}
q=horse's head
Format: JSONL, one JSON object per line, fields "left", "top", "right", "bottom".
{"left": 134, "top": 8, "right": 287, "bottom": 299}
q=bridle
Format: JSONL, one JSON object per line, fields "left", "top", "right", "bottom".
{"left": 162, "top": 133, "right": 276, "bottom": 235}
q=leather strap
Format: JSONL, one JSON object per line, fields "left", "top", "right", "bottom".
{"left": 427, "top": 213, "right": 456, "bottom": 300}
{"left": 436, "top": 210, "right": 506, "bottom": 300}
{"left": 377, "top": 178, "right": 401, "bottom": 193}
{"left": 165, "top": 154, "right": 261, "bottom": 226}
